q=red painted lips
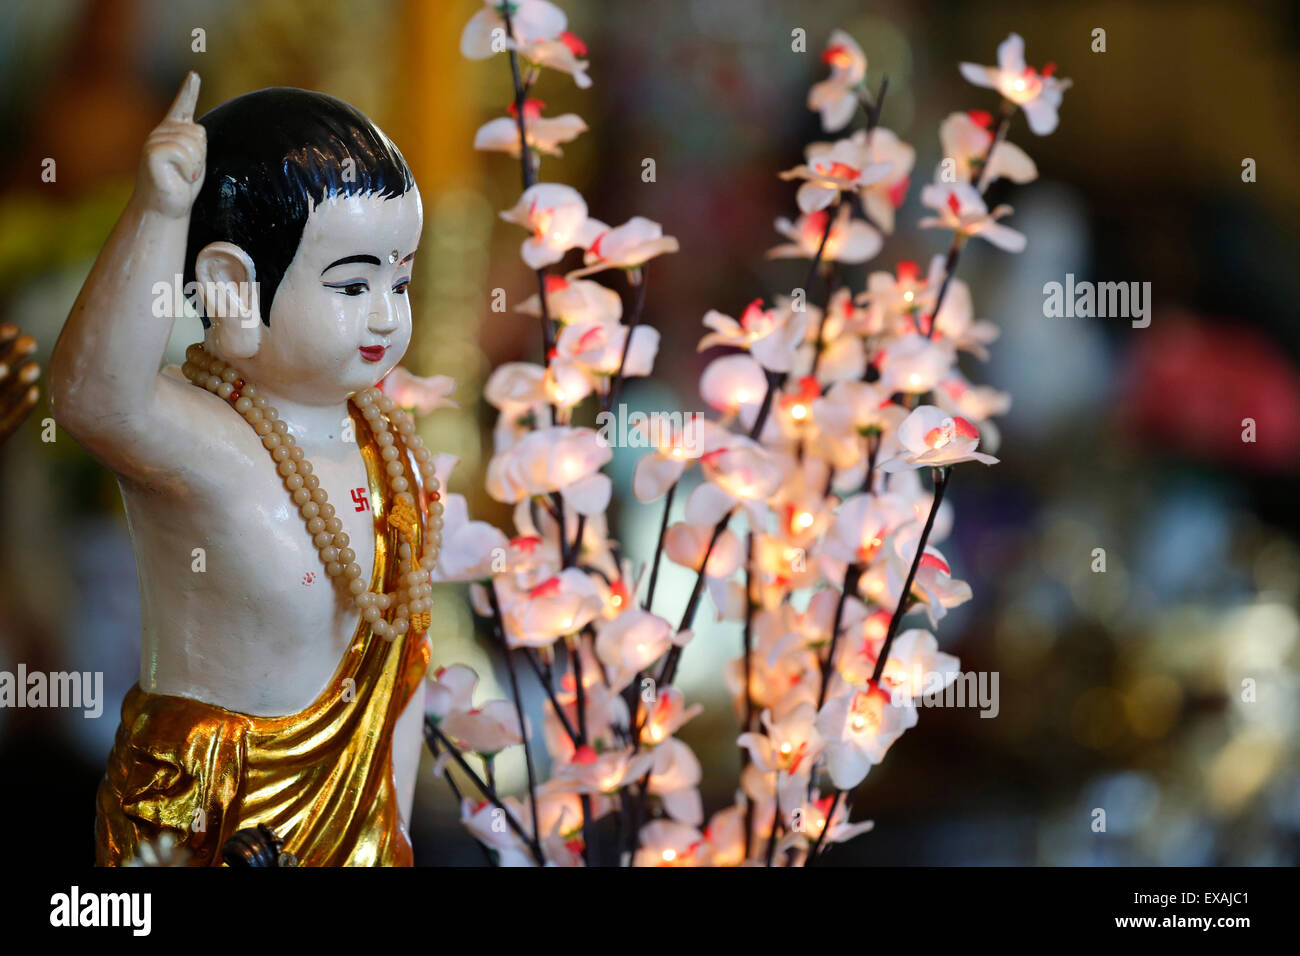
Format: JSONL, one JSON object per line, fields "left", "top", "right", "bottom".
{"left": 359, "top": 345, "right": 386, "bottom": 362}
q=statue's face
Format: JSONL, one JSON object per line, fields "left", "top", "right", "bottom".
{"left": 239, "top": 188, "right": 423, "bottom": 403}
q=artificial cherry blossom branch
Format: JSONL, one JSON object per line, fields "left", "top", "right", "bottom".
{"left": 926, "top": 98, "right": 1014, "bottom": 339}
{"left": 424, "top": 717, "right": 545, "bottom": 864}
{"left": 872, "top": 466, "right": 950, "bottom": 683}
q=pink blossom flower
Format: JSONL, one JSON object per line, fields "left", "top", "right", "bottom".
{"left": 684, "top": 438, "right": 784, "bottom": 527}
{"left": 737, "top": 702, "right": 824, "bottom": 776}
{"left": 429, "top": 456, "right": 510, "bottom": 583}
{"left": 513, "top": 30, "right": 593, "bottom": 89}
{"left": 426, "top": 664, "right": 524, "bottom": 756}
{"left": 700, "top": 353, "right": 768, "bottom": 417}
{"left": 875, "top": 334, "right": 957, "bottom": 395}
{"left": 637, "top": 685, "right": 704, "bottom": 746}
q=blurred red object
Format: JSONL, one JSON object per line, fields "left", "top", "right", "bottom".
{"left": 1120, "top": 314, "right": 1300, "bottom": 471}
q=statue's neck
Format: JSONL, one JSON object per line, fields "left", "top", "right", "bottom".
{"left": 249, "top": 383, "right": 354, "bottom": 445}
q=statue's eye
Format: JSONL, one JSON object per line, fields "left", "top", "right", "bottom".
{"left": 324, "top": 280, "right": 369, "bottom": 296}
{"left": 393, "top": 279, "right": 411, "bottom": 295}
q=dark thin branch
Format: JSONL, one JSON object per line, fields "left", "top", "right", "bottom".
{"left": 872, "top": 467, "right": 950, "bottom": 683}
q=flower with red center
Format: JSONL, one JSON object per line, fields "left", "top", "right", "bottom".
{"left": 559, "top": 30, "right": 587, "bottom": 56}
{"left": 918, "top": 181, "right": 1026, "bottom": 252}
{"left": 959, "top": 33, "right": 1072, "bottom": 135}
{"left": 808, "top": 29, "right": 867, "bottom": 132}
{"left": 881, "top": 404, "right": 998, "bottom": 472}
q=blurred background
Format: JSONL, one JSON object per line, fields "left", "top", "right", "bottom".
{"left": 1, "top": 0, "right": 1297, "bottom": 865}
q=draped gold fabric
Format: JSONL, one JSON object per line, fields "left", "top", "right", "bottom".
{"left": 95, "top": 405, "right": 431, "bottom": 867}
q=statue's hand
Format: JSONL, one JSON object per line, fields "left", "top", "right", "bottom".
{"left": 137, "top": 72, "right": 205, "bottom": 219}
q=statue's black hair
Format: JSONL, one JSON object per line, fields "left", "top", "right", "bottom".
{"left": 184, "top": 87, "right": 415, "bottom": 327}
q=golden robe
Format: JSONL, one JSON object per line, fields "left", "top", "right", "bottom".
{"left": 95, "top": 407, "right": 431, "bottom": 866}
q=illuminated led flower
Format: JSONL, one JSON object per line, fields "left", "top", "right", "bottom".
{"left": 700, "top": 353, "right": 768, "bottom": 417}
{"left": 634, "top": 819, "right": 705, "bottom": 867}
{"left": 815, "top": 682, "right": 917, "bottom": 789}
{"left": 500, "top": 568, "right": 605, "bottom": 646}
{"left": 664, "top": 520, "right": 744, "bottom": 577}
{"left": 684, "top": 438, "right": 784, "bottom": 527}
{"left": 637, "top": 685, "right": 705, "bottom": 747}
{"left": 460, "top": 797, "right": 535, "bottom": 867}
{"left": 631, "top": 415, "right": 724, "bottom": 504}
{"left": 959, "top": 33, "right": 1071, "bottom": 135}
{"left": 875, "top": 334, "right": 957, "bottom": 395}
{"left": 871, "top": 628, "right": 961, "bottom": 703}
{"left": 737, "top": 702, "right": 824, "bottom": 776}
{"left": 647, "top": 737, "right": 704, "bottom": 825}
{"left": 486, "top": 425, "right": 612, "bottom": 514}
{"left": 593, "top": 607, "right": 687, "bottom": 691}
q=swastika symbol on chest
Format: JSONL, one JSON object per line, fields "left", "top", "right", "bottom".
{"left": 351, "top": 487, "right": 370, "bottom": 512}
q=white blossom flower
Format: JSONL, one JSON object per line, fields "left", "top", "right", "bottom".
{"left": 959, "top": 33, "right": 1071, "bottom": 135}
{"left": 768, "top": 203, "right": 882, "bottom": 264}
{"left": 473, "top": 99, "right": 588, "bottom": 157}
{"left": 938, "top": 110, "right": 1037, "bottom": 186}
{"left": 379, "top": 366, "right": 457, "bottom": 416}
{"left": 699, "top": 298, "right": 808, "bottom": 374}
{"left": 918, "top": 181, "right": 1026, "bottom": 252}
{"left": 518, "top": 274, "right": 622, "bottom": 326}
{"left": 460, "top": 0, "right": 566, "bottom": 59}
{"left": 879, "top": 405, "right": 999, "bottom": 471}
{"left": 570, "top": 216, "right": 679, "bottom": 278}
{"left": 815, "top": 683, "right": 917, "bottom": 789}
{"left": 500, "top": 183, "right": 602, "bottom": 269}
{"left": 808, "top": 30, "right": 867, "bottom": 132}
{"left": 500, "top": 568, "right": 605, "bottom": 647}
{"left": 780, "top": 133, "right": 893, "bottom": 214}
{"left": 486, "top": 425, "right": 613, "bottom": 514}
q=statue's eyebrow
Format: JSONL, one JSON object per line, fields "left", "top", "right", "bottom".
{"left": 321, "top": 254, "right": 382, "bottom": 275}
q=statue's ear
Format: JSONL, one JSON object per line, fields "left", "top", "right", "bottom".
{"left": 195, "top": 242, "right": 263, "bottom": 359}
